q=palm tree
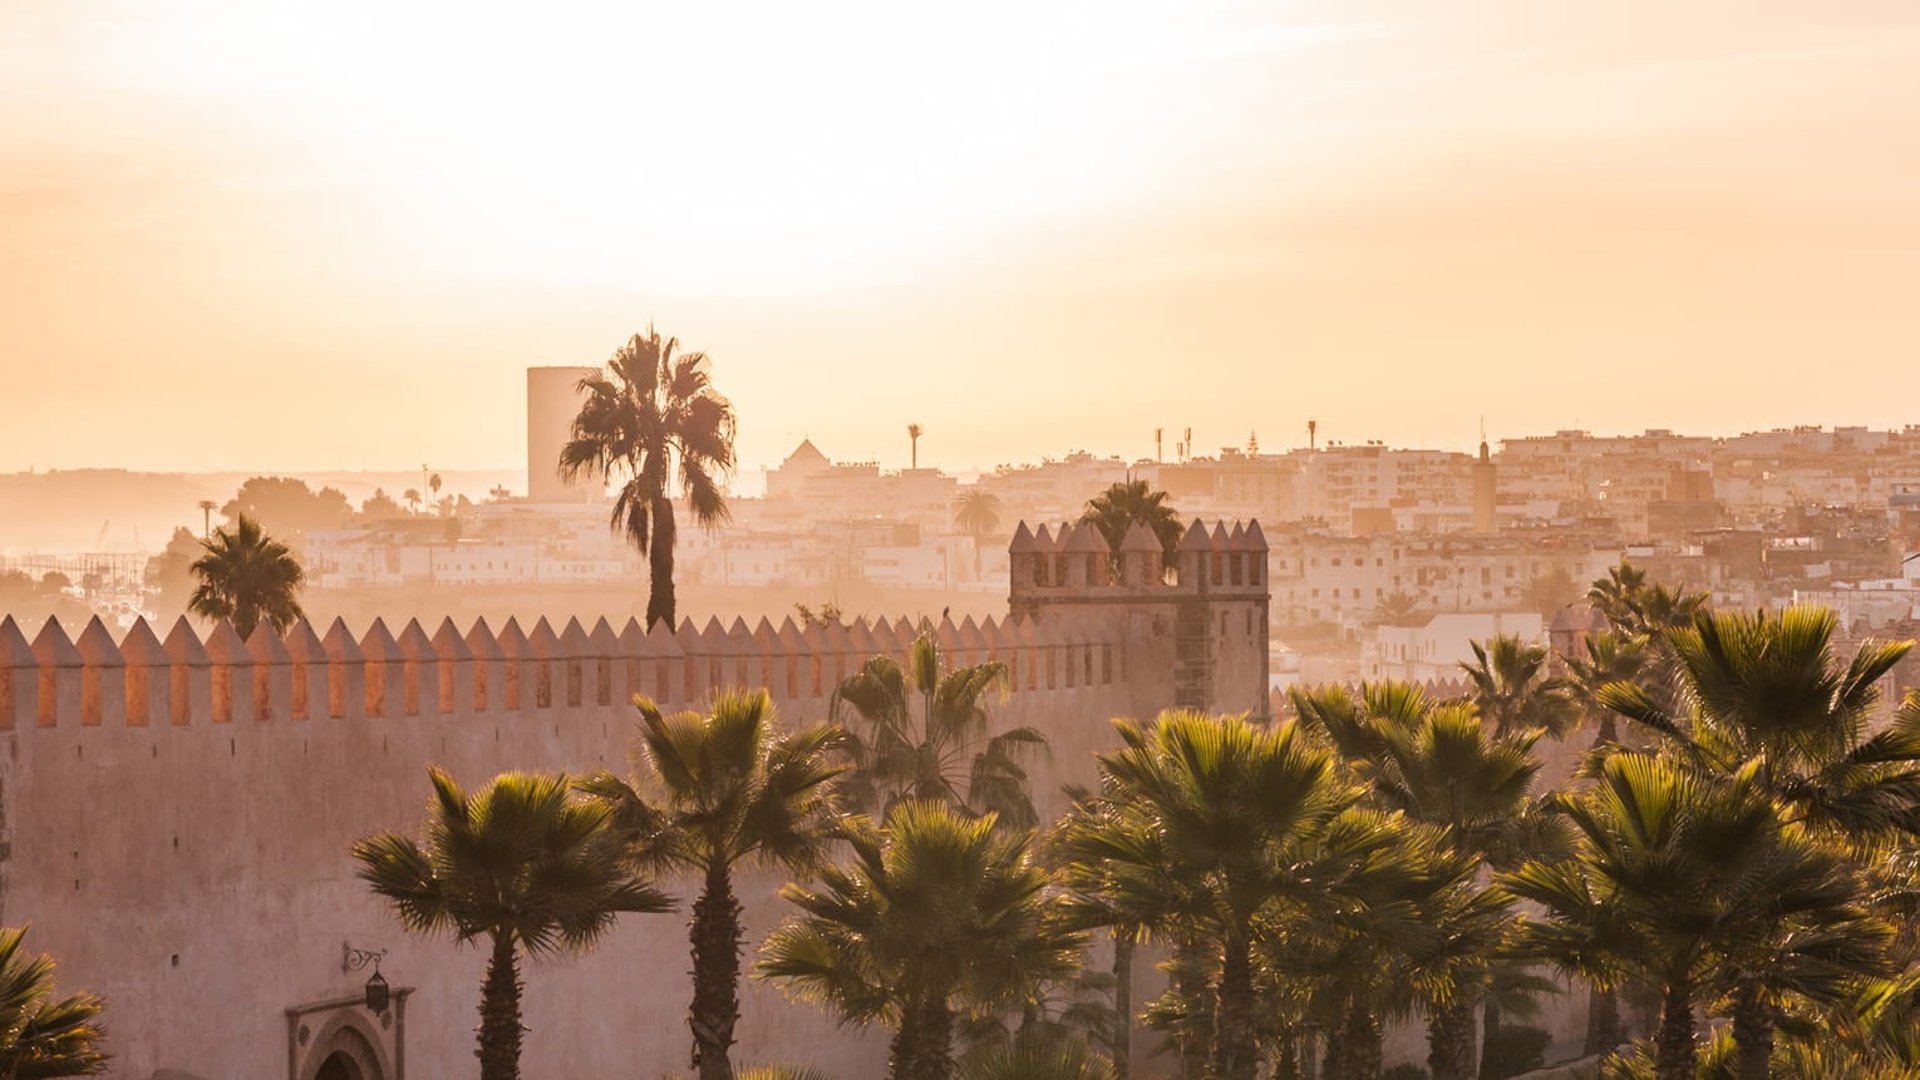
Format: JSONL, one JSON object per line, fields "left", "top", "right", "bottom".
{"left": 1052, "top": 790, "right": 1161, "bottom": 1080}
{"left": 953, "top": 490, "right": 1003, "bottom": 574}
{"left": 1586, "top": 562, "right": 1708, "bottom": 638}
{"left": 352, "top": 768, "right": 671, "bottom": 1080}
{"left": 1501, "top": 753, "right": 1884, "bottom": 1080}
{"left": 1459, "top": 636, "right": 1580, "bottom": 739}
{"left": 188, "top": 514, "right": 305, "bottom": 640}
{"left": 833, "top": 633, "right": 1046, "bottom": 830}
{"left": 0, "top": 926, "right": 108, "bottom": 1078}
{"left": 196, "top": 498, "right": 217, "bottom": 539}
{"left": 1599, "top": 605, "right": 1920, "bottom": 848}
{"left": 578, "top": 690, "right": 845, "bottom": 1080}
{"left": 1062, "top": 710, "right": 1416, "bottom": 1080}
{"left": 758, "top": 801, "right": 1086, "bottom": 1080}
{"left": 1291, "top": 683, "right": 1554, "bottom": 1080}
{"left": 909, "top": 423, "right": 924, "bottom": 470}
{"left": 1079, "top": 481, "right": 1182, "bottom": 566}
{"left": 1370, "top": 590, "right": 1425, "bottom": 627}
{"left": 403, "top": 488, "right": 422, "bottom": 515}
{"left": 430, "top": 471, "right": 443, "bottom": 503}
{"left": 559, "top": 325, "right": 738, "bottom": 629}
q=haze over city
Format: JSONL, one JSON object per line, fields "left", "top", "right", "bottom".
{"left": 7, "top": 1, "right": 1920, "bottom": 474}
{"left": 13, "top": 4, "right": 1920, "bottom": 1080}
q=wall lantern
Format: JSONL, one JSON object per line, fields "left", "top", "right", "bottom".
{"left": 343, "top": 942, "right": 391, "bottom": 1017}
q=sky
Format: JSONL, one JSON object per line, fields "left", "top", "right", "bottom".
{"left": 4, "top": 0, "right": 1919, "bottom": 477}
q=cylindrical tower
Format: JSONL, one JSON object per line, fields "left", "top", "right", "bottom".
{"left": 527, "top": 366, "right": 600, "bottom": 502}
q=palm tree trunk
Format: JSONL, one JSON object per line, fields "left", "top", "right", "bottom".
{"left": 478, "top": 931, "right": 523, "bottom": 1080}
{"left": 1210, "top": 928, "right": 1259, "bottom": 1080}
{"left": 1653, "top": 977, "right": 1696, "bottom": 1080}
{"left": 1730, "top": 983, "right": 1773, "bottom": 1080}
{"left": 1112, "top": 932, "right": 1133, "bottom": 1080}
{"left": 690, "top": 859, "right": 742, "bottom": 1080}
{"left": 913, "top": 996, "right": 955, "bottom": 1080}
{"left": 647, "top": 495, "right": 677, "bottom": 629}
{"left": 889, "top": 995, "right": 925, "bottom": 1080}
{"left": 1332, "top": 997, "right": 1382, "bottom": 1080}
{"left": 1583, "top": 985, "right": 1623, "bottom": 1056}
{"left": 1476, "top": 998, "right": 1501, "bottom": 1080}
{"left": 1273, "top": 1034, "right": 1301, "bottom": 1080}
{"left": 1428, "top": 998, "right": 1476, "bottom": 1080}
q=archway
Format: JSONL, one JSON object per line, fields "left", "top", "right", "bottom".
{"left": 300, "top": 1018, "right": 387, "bottom": 1080}
{"left": 314, "top": 1053, "right": 363, "bottom": 1080}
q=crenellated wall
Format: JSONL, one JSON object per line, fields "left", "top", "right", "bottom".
{"left": 1, "top": 520, "right": 1270, "bottom": 1079}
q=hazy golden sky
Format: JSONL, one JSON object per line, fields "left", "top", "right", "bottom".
{"left": 5, "top": 1, "right": 1918, "bottom": 476}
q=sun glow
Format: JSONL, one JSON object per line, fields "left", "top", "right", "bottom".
{"left": 55, "top": 1, "right": 1359, "bottom": 294}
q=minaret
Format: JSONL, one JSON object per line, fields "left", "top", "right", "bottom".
{"left": 1472, "top": 427, "right": 1497, "bottom": 533}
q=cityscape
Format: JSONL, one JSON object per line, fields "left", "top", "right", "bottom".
{"left": 7, "top": 4, "right": 1920, "bottom": 1080}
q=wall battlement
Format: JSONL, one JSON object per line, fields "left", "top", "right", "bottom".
{"left": 0, "top": 607, "right": 1140, "bottom": 732}
{"left": 1, "top": 518, "right": 1273, "bottom": 733}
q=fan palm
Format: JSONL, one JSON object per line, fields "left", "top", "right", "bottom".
{"left": 953, "top": 490, "right": 1003, "bottom": 574}
{"left": 0, "top": 926, "right": 108, "bottom": 1078}
{"left": 1598, "top": 606, "right": 1920, "bottom": 847}
{"left": 833, "top": 633, "right": 1045, "bottom": 829}
{"left": 1079, "top": 481, "right": 1182, "bottom": 566}
{"left": 1063, "top": 710, "right": 1427, "bottom": 1080}
{"left": 187, "top": 513, "right": 305, "bottom": 640}
{"left": 352, "top": 768, "right": 671, "bottom": 1080}
{"left": 1501, "top": 753, "right": 1884, "bottom": 1080}
{"left": 1459, "top": 636, "right": 1580, "bottom": 739}
{"left": 578, "top": 690, "right": 845, "bottom": 1080}
{"left": 1292, "top": 682, "right": 1555, "bottom": 1080}
{"left": 558, "top": 325, "right": 737, "bottom": 628}
{"left": 758, "top": 802, "right": 1086, "bottom": 1080}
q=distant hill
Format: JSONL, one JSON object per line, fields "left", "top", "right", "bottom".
{"left": 0, "top": 468, "right": 525, "bottom": 555}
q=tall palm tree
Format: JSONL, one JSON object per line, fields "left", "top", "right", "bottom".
{"left": 353, "top": 768, "right": 671, "bottom": 1080}
{"left": 833, "top": 633, "right": 1046, "bottom": 830}
{"left": 577, "top": 690, "right": 845, "bottom": 1080}
{"left": 1079, "top": 481, "right": 1182, "bottom": 566}
{"left": 1501, "top": 753, "right": 1885, "bottom": 1080}
{"left": 1459, "top": 635, "right": 1580, "bottom": 739}
{"left": 953, "top": 490, "right": 1002, "bottom": 573}
{"left": 1586, "top": 562, "right": 1708, "bottom": 639}
{"left": 909, "top": 423, "right": 924, "bottom": 470}
{"left": 0, "top": 926, "right": 108, "bottom": 1078}
{"left": 1052, "top": 790, "right": 1162, "bottom": 1080}
{"left": 196, "top": 498, "right": 217, "bottom": 539}
{"left": 188, "top": 513, "right": 305, "bottom": 640}
{"left": 559, "top": 326, "right": 738, "bottom": 629}
{"left": 758, "top": 801, "right": 1086, "bottom": 1080}
{"left": 403, "top": 488, "right": 422, "bottom": 515}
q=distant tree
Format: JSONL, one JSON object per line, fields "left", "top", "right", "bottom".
{"left": 403, "top": 488, "right": 423, "bottom": 515}
{"left": 188, "top": 515, "right": 305, "bottom": 640}
{"left": 1370, "top": 590, "right": 1425, "bottom": 627}
{"left": 361, "top": 488, "right": 402, "bottom": 519}
{"left": 354, "top": 769, "right": 670, "bottom": 1080}
{"left": 952, "top": 491, "right": 1002, "bottom": 574}
{"left": 908, "top": 423, "right": 924, "bottom": 470}
{"left": 559, "top": 325, "right": 738, "bottom": 629}
{"left": 429, "top": 472, "right": 443, "bottom": 501}
{"left": 794, "top": 602, "right": 846, "bottom": 628}
{"left": 197, "top": 499, "right": 218, "bottom": 539}
{"left": 219, "top": 476, "right": 352, "bottom": 541}
{"left": 0, "top": 925, "right": 109, "bottom": 1077}
{"left": 39, "top": 571, "right": 71, "bottom": 594}
{"left": 1517, "top": 566, "right": 1580, "bottom": 615}
{"left": 1079, "top": 481, "right": 1181, "bottom": 565}
{"left": 144, "top": 526, "right": 204, "bottom": 617}
{"left": 435, "top": 495, "right": 455, "bottom": 519}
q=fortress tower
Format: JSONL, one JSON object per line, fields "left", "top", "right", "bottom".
{"left": 1009, "top": 518, "right": 1271, "bottom": 720}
